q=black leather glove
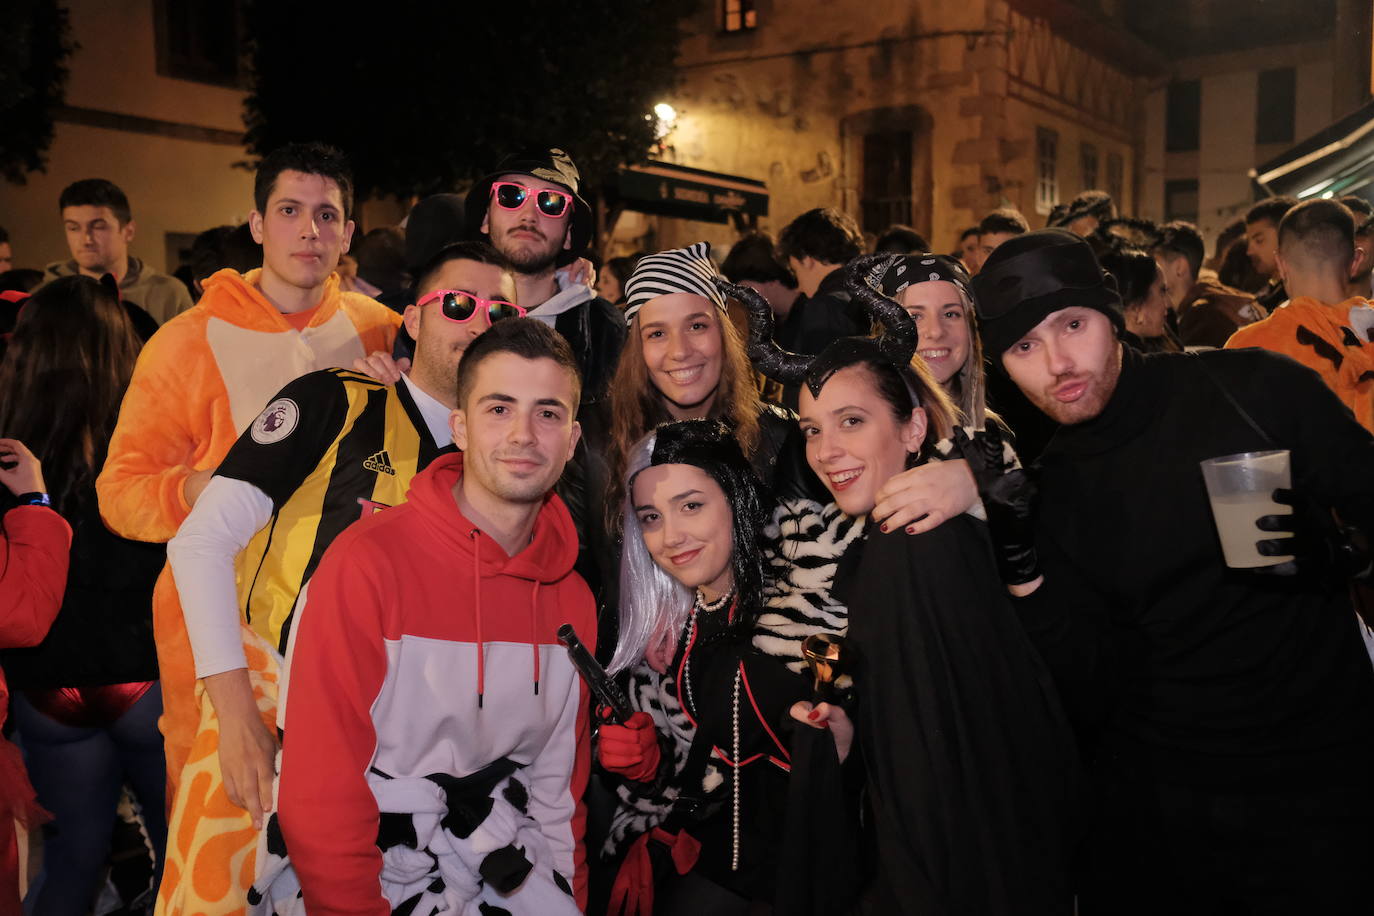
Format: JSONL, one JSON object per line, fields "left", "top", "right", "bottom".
{"left": 1254, "top": 488, "right": 1373, "bottom": 580}
{"left": 953, "top": 426, "right": 1040, "bottom": 586}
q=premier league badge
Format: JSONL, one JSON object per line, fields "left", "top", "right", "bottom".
{"left": 251, "top": 398, "right": 300, "bottom": 444}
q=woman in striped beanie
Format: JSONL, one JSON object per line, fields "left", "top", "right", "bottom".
{"left": 603, "top": 242, "right": 816, "bottom": 534}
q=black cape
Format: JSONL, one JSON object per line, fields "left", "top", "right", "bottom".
{"left": 781, "top": 515, "right": 1080, "bottom": 915}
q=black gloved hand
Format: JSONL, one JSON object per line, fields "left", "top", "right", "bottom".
{"left": 953, "top": 426, "right": 1040, "bottom": 586}
{"left": 1253, "top": 488, "right": 1373, "bottom": 580}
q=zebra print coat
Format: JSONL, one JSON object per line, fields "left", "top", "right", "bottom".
{"left": 754, "top": 498, "right": 867, "bottom": 675}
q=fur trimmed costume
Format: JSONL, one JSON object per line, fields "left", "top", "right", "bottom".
{"left": 754, "top": 499, "right": 864, "bottom": 673}
{"left": 94, "top": 268, "right": 397, "bottom": 914}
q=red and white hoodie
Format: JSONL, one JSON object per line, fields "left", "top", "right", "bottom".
{"left": 275, "top": 452, "right": 594, "bottom": 915}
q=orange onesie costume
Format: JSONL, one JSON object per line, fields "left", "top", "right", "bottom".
{"left": 96, "top": 267, "right": 399, "bottom": 790}
{"left": 1224, "top": 296, "right": 1374, "bottom": 433}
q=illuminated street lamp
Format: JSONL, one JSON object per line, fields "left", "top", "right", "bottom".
{"left": 652, "top": 102, "right": 678, "bottom": 141}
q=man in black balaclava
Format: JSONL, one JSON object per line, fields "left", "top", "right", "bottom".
{"left": 969, "top": 228, "right": 1374, "bottom": 915}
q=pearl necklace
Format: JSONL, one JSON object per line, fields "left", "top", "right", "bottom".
{"left": 730, "top": 664, "right": 742, "bottom": 872}
{"left": 681, "top": 588, "right": 732, "bottom": 716}
{"left": 682, "top": 588, "right": 743, "bottom": 872}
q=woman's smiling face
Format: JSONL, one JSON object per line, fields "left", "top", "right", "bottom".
{"left": 632, "top": 462, "right": 735, "bottom": 597}
{"left": 799, "top": 365, "right": 927, "bottom": 517}
{"left": 636, "top": 293, "right": 724, "bottom": 419}
{"left": 898, "top": 280, "right": 971, "bottom": 386}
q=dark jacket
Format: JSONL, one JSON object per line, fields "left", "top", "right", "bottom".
{"left": 1121, "top": 328, "right": 1181, "bottom": 355}
{"left": 776, "top": 267, "right": 864, "bottom": 410}
{"left": 1255, "top": 278, "right": 1287, "bottom": 313}
{"left": 119, "top": 297, "right": 162, "bottom": 342}
{"left": 40, "top": 256, "right": 192, "bottom": 326}
{"left": 782, "top": 515, "right": 1080, "bottom": 915}
{"left": 1177, "top": 277, "right": 1267, "bottom": 348}
{"left": 521, "top": 292, "right": 626, "bottom": 599}
{"left": 776, "top": 266, "right": 864, "bottom": 356}
{"left": 556, "top": 295, "right": 626, "bottom": 406}
{"left": 634, "top": 597, "right": 806, "bottom": 902}
{"left": 1, "top": 486, "right": 163, "bottom": 688}
{"left": 985, "top": 367, "right": 1059, "bottom": 464}
{"left": 1016, "top": 345, "right": 1374, "bottom": 790}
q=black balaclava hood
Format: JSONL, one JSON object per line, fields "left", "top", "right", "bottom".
{"left": 971, "top": 228, "right": 1124, "bottom": 359}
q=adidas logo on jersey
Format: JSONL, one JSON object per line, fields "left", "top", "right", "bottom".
{"left": 363, "top": 450, "right": 396, "bottom": 476}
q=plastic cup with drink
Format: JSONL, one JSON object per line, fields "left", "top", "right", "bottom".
{"left": 1200, "top": 449, "right": 1294, "bottom": 568}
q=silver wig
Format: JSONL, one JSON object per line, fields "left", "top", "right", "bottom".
{"left": 608, "top": 431, "right": 693, "bottom": 674}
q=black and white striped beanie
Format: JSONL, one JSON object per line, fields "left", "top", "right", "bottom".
{"left": 622, "top": 241, "right": 728, "bottom": 326}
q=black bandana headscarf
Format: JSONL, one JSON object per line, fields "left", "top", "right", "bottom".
{"left": 870, "top": 252, "right": 973, "bottom": 301}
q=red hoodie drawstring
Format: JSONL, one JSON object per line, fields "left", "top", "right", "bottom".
{"left": 469, "top": 528, "right": 485, "bottom": 708}
{"left": 531, "top": 581, "right": 542, "bottom": 697}
{"left": 470, "top": 528, "right": 545, "bottom": 706}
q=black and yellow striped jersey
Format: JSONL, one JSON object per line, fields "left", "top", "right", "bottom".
{"left": 215, "top": 368, "right": 453, "bottom": 653}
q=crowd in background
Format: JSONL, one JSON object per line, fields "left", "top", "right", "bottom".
{"left": 1, "top": 138, "right": 1373, "bottom": 916}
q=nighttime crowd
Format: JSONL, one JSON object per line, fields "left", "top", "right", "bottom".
{"left": 1, "top": 139, "right": 1373, "bottom": 916}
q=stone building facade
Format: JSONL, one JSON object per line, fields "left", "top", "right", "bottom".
{"left": 1135, "top": 0, "right": 1362, "bottom": 244}
{"left": 0, "top": 0, "right": 254, "bottom": 276}
{"left": 617, "top": 0, "right": 1157, "bottom": 256}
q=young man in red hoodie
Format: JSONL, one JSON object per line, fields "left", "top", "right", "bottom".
{"left": 260, "top": 318, "right": 594, "bottom": 915}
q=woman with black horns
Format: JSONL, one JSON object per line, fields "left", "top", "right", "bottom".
{"left": 719, "top": 259, "right": 1081, "bottom": 915}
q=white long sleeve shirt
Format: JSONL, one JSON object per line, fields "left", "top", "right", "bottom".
{"left": 168, "top": 374, "right": 453, "bottom": 678}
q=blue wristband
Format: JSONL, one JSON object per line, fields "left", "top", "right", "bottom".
{"left": 14, "top": 492, "right": 50, "bottom": 508}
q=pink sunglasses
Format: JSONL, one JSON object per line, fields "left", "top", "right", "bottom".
{"left": 489, "top": 181, "right": 574, "bottom": 219}
{"left": 416, "top": 289, "right": 526, "bottom": 324}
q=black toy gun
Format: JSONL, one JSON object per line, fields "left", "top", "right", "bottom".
{"left": 557, "top": 624, "right": 633, "bottom": 725}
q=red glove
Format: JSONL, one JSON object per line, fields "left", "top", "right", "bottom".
{"left": 598, "top": 711, "right": 661, "bottom": 782}
{"left": 608, "top": 828, "right": 701, "bottom": 916}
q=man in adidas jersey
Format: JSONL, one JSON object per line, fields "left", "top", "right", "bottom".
{"left": 156, "top": 240, "right": 516, "bottom": 914}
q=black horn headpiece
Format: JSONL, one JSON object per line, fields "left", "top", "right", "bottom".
{"left": 711, "top": 254, "right": 919, "bottom": 398}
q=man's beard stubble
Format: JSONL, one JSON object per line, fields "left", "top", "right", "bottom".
{"left": 78, "top": 251, "right": 116, "bottom": 272}
{"left": 1031, "top": 343, "right": 1123, "bottom": 426}
{"left": 496, "top": 226, "right": 561, "bottom": 276}
{"left": 412, "top": 312, "right": 462, "bottom": 403}
{"left": 482, "top": 453, "right": 557, "bottom": 506}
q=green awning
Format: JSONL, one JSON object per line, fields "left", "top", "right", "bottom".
{"left": 613, "top": 161, "right": 768, "bottom": 223}
{"left": 1251, "top": 98, "right": 1374, "bottom": 202}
